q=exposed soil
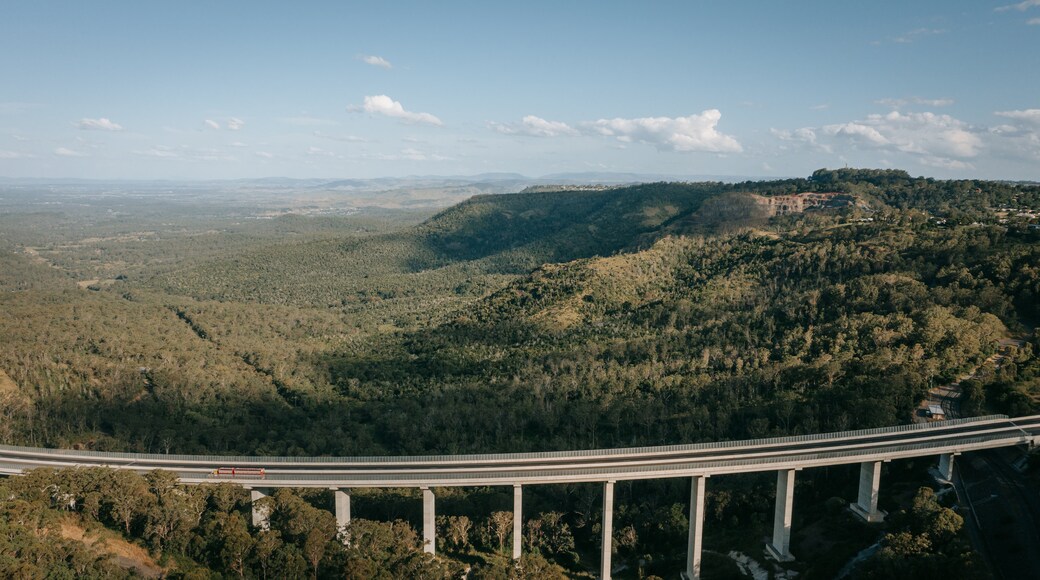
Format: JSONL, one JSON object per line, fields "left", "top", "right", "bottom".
{"left": 0, "top": 368, "right": 18, "bottom": 394}
{"left": 59, "top": 518, "right": 167, "bottom": 578}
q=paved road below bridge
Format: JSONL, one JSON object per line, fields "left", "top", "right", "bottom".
{"left": 955, "top": 447, "right": 1040, "bottom": 580}
{"left": 923, "top": 332, "right": 1040, "bottom": 580}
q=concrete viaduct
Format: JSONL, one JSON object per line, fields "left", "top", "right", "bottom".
{"left": 2, "top": 414, "right": 1039, "bottom": 579}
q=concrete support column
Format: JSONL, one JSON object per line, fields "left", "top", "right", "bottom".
{"left": 938, "top": 453, "right": 956, "bottom": 480}
{"left": 512, "top": 484, "right": 523, "bottom": 560}
{"left": 766, "top": 469, "right": 796, "bottom": 562}
{"left": 601, "top": 480, "right": 615, "bottom": 580}
{"left": 249, "top": 488, "right": 271, "bottom": 531}
{"left": 333, "top": 488, "right": 352, "bottom": 543}
{"left": 421, "top": 487, "right": 436, "bottom": 555}
{"left": 850, "top": 461, "right": 885, "bottom": 523}
{"left": 685, "top": 475, "right": 707, "bottom": 580}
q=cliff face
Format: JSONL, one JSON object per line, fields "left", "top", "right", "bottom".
{"left": 751, "top": 192, "right": 860, "bottom": 215}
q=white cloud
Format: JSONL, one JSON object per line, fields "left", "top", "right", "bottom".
{"left": 874, "top": 28, "right": 946, "bottom": 45}
{"left": 255, "top": 151, "right": 274, "bottom": 159}
{"left": 919, "top": 156, "right": 975, "bottom": 170}
{"left": 892, "top": 28, "right": 946, "bottom": 43}
{"left": 360, "top": 55, "right": 392, "bottom": 69}
{"left": 585, "top": 109, "right": 742, "bottom": 153}
{"left": 995, "top": 0, "right": 1040, "bottom": 23}
{"left": 54, "top": 147, "right": 87, "bottom": 157}
{"left": 360, "top": 95, "right": 443, "bottom": 126}
{"left": 131, "top": 145, "right": 232, "bottom": 161}
{"left": 876, "top": 97, "right": 954, "bottom": 108}
{"left": 515, "top": 115, "right": 577, "bottom": 137}
{"left": 485, "top": 109, "right": 742, "bottom": 153}
{"left": 135, "top": 147, "right": 179, "bottom": 158}
{"left": 823, "top": 111, "right": 982, "bottom": 158}
{"left": 77, "top": 117, "right": 123, "bottom": 131}
{"left": 990, "top": 124, "right": 1020, "bottom": 134}
{"left": 204, "top": 119, "right": 221, "bottom": 130}
{"left": 0, "top": 150, "right": 32, "bottom": 159}
{"left": 995, "top": 109, "right": 1040, "bottom": 124}
{"left": 996, "top": 0, "right": 1040, "bottom": 11}
{"left": 313, "top": 130, "right": 365, "bottom": 142}
{"left": 772, "top": 127, "right": 818, "bottom": 144}
{"left": 306, "top": 146, "right": 337, "bottom": 157}
{"left": 362, "top": 148, "right": 453, "bottom": 162}
{"left": 231, "top": 141, "right": 248, "bottom": 147}
{"left": 402, "top": 147, "right": 451, "bottom": 161}
{"left": 188, "top": 148, "right": 235, "bottom": 162}
{"left": 773, "top": 110, "right": 1000, "bottom": 171}
{"left": 771, "top": 127, "right": 832, "bottom": 153}
{"left": 401, "top": 147, "right": 427, "bottom": 160}
{"left": 280, "top": 116, "right": 338, "bottom": 127}
{"left": 227, "top": 117, "right": 245, "bottom": 131}
{"left": 132, "top": 145, "right": 236, "bottom": 162}
{"left": 990, "top": 110, "right": 1040, "bottom": 161}
{"left": 825, "top": 122, "right": 891, "bottom": 146}
{"left": 490, "top": 115, "right": 579, "bottom": 137}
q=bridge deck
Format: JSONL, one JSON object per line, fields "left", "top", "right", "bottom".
{"left": 1, "top": 414, "right": 1037, "bottom": 487}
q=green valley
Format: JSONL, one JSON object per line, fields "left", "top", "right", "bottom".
{"left": 2, "top": 169, "right": 1039, "bottom": 578}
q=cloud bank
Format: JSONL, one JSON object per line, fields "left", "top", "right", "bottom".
{"left": 489, "top": 109, "right": 742, "bottom": 153}
{"left": 773, "top": 107, "right": 1040, "bottom": 170}
{"left": 995, "top": 109, "right": 1040, "bottom": 124}
{"left": 586, "top": 109, "right": 743, "bottom": 153}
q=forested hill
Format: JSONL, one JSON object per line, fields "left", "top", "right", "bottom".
{"left": 330, "top": 168, "right": 1040, "bottom": 271}
{"left": 416, "top": 182, "right": 723, "bottom": 268}
{"left": 153, "top": 170, "right": 1040, "bottom": 308}
{"left": 149, "top": 181, "right": 736, "bottom": 306}
{"left": 1, "top": 169, "right": 1038, "bottom": 457}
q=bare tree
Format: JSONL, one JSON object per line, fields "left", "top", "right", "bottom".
{"left": 488, "top": 511, "right": 513, "bottom": 552}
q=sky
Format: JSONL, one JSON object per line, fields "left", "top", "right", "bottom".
{"left": 0, "top": 1, "right": 1038, "bottom": 181}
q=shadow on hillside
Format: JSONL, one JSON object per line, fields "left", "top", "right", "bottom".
{"left": 414, "top": 183, "right": 727, "bottom": 270}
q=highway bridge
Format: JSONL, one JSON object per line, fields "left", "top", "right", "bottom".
{"left": 2, "top": 414, "right": 1039, "bottom": 579}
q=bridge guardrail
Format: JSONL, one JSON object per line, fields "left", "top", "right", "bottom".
{"left": 0, "top": 414, "right": 1021, "bottom": 468}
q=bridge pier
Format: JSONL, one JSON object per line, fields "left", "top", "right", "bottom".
{"left": 601, "top": 480, "right": 615, "bottom": 580}
{"left": 850, "top": 461, "right": 886, "bottom": 523}
{"left": 248, "top": 488, "right": 271, "bottom": 531}
{"left": 765, "top": 469, "right": 796, "bottom": 562}
{"left": 938, "top": 453, "right": 957, "bottom": 481}
{"left": 421, "top": 487, "right": 436, "bottom": 555}
{"left": 684, "top": 475, "right": 707, "bottom": 580}
{"left": 513, "top": 484, "right": 523, "bottom": 560}
{"left": 333, "top": 488, "right": 351, "bottom": 543}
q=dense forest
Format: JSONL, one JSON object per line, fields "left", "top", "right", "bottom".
{"left": 1, "top": 169, "right": 1038, "bottom": 577}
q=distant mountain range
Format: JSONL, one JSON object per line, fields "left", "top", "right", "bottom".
{"left": 0, "top": 172, "right": 771, "bottom": 188}
{"left": 0, "top": 173, "right": 780, "bottom": 210}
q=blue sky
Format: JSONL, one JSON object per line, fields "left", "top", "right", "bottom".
{"left": 1, "top": 1, "right": 1038, "bottom": 180}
